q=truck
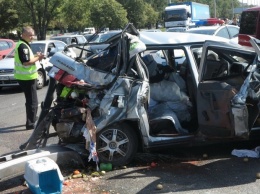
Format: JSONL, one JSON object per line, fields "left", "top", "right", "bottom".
{"left": 164, "top": 1, "right": 210, "bottom": 31}
{"left": 239, "top": 6, "right": 260, "bottom": 47}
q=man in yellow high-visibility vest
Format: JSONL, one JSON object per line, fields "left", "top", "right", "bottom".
{"left": 14, "top": 26, "right": 45, "bottom": 130}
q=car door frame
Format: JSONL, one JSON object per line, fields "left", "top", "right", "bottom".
{"left": 197, "top": 40, "right": 257, "bottom": 139}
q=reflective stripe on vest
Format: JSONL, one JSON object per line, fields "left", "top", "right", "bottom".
{"left": 14, "top": 40, "right": 38, "bottom": 80}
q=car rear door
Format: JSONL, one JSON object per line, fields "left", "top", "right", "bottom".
{"left": 215, "top": 26, "right": 230, "bottom": 39}
{"left": 226, "top": 25, "right": 239, "bottom": 39}
{"left": 197, "top": 40, "right": 257, "bottom": 139}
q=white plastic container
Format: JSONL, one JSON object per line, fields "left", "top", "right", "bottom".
{"left": 24, "top": 157, "right": 64, "bottom": 194}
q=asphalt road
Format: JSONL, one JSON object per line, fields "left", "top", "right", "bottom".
{"left": 99, "top": 143, "right": 260, "bottom": 194}
{"left": 1, "top": 86, "right": 260, "bottom": 194}
{"left": 0, "top": 86, "right": 52, "bottom": 156}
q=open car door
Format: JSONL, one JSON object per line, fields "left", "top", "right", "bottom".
{"left": 197, "top": 40, "right": 259, "bottom": 139}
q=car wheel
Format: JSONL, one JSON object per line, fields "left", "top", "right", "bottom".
{"left": 97, "top": 123, "right": 138, "bottom": 166}
{"left": 37, "top": 70, "right": 45, "bottom": 90}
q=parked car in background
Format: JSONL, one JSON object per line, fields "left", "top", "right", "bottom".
{"left": 30, "top": 40, "right": 76, "bottom": 59}
{"left": 166, "top": 27, "right": 188, "bottom": 32}
{"left": 239, "top": 6, "right": 260, "bottom": 47}
{"left": 185, "top": 25, "right": 239, "bottom": 43}
{"left": 83, "top": 30, "right": 122, "bottom": 58}
{"left": 84, "top": 34, "right": 98, "bottom": 42}
{"left": 0, "top": 40, "right": 76, "bottom": 90}
{"left": 0, "top": 39, "right": 15, "bottom": 60}
{"left": 141, "top": 29, "right": 162, "bottom": 32}
{"left": 83, "top": 27, "right": 96, "bottom": 34}
{"left": 50, "top": 35, "right": 88, "bottom": 57}
{"left": 50, "top": 34, "right": 87, "bottom": 45}
{"left": 90, "top": 30, "right": 122, "bottom": 43}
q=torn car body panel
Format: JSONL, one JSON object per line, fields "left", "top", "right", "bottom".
{"left": 198, "top": 38, "right": 260, "bottom": 139}
{"left": 2, "top": 24, "right": 260, "bottom": 172}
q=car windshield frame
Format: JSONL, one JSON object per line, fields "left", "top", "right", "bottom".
{"left": 30, "top": 43, "right": 46, "bottom": 55}
{"left": 3, "top": 49, "right": 15, "bottom": 59}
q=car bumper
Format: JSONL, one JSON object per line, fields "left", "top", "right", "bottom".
{"left": 0, "top": 74, "right": 18, "bottom": 87}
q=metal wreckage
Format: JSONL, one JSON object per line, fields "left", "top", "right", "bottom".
{"left": 2, "top": 23, "right": 260, "bottom": 180}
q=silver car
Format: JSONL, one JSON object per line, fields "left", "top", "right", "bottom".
{"left": 1, "top": 24, "right": 260, "bottom": 169}
{"left": 0, "top": 40, "right": 76, "bottom": 90}
{"left": 50, "top": 34, "right": 87, "bottom": 45}
{"left": 185, "top": 25, "right": 240, "bottom": 43}
{"left": 22, "top": 29, "right": 260, "bottom": 166}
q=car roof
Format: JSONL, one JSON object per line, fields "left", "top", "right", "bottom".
{"left": 139, "top": 31, "right": 233, "bottom": 45}
{"left": 187, "top": 25, "right": 239, "bottom": 32}
{"left": 0, "top": 38, "right": 15, "bottom": 42}
{"left": 31, "top": 40, "right": 66, "bottom": 44}
{"left": 188, "top": 26, "right": 221, "bottom": 31}
{"left": 51, "top": 34, "right": 84, "bottom": 38}
{"left": 102, "top": 30, "right": 122, "bottom": 34}
{"left": 167, "top": 27, "right": 187, "bottom": 30}
{"left": 141, "top": 29, "right": 162, "bottom": 32}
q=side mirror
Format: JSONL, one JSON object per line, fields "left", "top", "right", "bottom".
{"left": 187, "top": 12, "right": 191, "bottom": 18}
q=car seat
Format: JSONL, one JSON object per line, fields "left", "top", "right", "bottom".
{"left": 203, "top": 53, "right": 230, "bottom": 80}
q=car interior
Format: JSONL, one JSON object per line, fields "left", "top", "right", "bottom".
{"left": 141, "top": 47, "right": 198, "bottom": 135}
{"left": 197, "top": 47, "right": 260, "bottom": 137}
{"left": 139, "top": 45, "right": 258, "bottom": 137}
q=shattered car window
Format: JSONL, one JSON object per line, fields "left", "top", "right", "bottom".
{"left": 30, "top": 43, "right": 46, "bottom": 55}
{"left": 202, "top": 48, "right": 256, "bottom": 80}
{"left": 191, "top": 46, "right": 203, "bottom": 68}
{"left": 86, "top": 45, "right": 118, "bottom": 72}
{"left": 142, "top": 48, "right": 186, "bottom": 69}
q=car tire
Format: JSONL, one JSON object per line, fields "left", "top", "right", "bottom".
{"left": 37, "top": 70, "right": 45, "bottom": 90}
{"left": 97, "top": 123, "right": 138, "bottom": 166}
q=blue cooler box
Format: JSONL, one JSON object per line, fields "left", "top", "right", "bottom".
{"left": 24, "top": 157, "right": 64, "bottom": 194}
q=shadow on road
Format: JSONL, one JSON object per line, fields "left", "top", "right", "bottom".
{"left": 99, "top": 141, "right": 260, "bottom": 193}
{"left": 0, "top": 125, "right": 26, "bottom": 132}
{"left": 0, "top": 87, "right": 22, "bottom": 95}
{"left": 1, "top": 142, "right": 260, "bottom": 193}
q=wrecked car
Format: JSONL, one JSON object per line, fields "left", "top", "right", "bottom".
{"left": 6, "top": 23, "right": 260, "bottom": 167}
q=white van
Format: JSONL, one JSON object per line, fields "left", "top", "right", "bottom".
{"left": 83, "top": 27, "right": 95, "bottom": 34}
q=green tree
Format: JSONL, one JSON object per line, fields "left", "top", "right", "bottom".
{"left": 61, "top": 0, "right": 92, "bottom": 32}
{"left": 21, "top": 0, "right": 63, "bottom": 40}
{"left": 143, "top": 3, "right": 159, "bottom": 29}
{"left": 144, "top": 0, "right": 168, "bottom": 26}
{"left": 121, "top": 0, "right": 147, "bottom": 29}
{"left": 48, "top": 7, "right": 66, "bottom": 33}
{"left": 117, "top": 0, "right": 160, "bottom": 29}
{"left": 90, "top": 0, "right": 128, "bottom": 30}
{"left": 10, "top": 0, "right": 248, "bottom": 39}
{"left": 0, "top": 0, "right": 18, "bottom": 35}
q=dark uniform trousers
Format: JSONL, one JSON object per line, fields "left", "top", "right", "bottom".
{"left": 17, "top": 79, "right": 38, "bottom": 128}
